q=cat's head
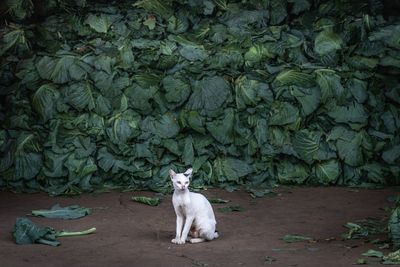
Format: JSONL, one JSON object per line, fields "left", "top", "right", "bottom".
{"left": 169, "top": 168, "right": 193, "bottom": 191}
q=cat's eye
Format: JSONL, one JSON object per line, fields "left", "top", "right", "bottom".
{"left": 177, "top": 181, "right": 181, "bottom": 184}
{"left": 185, "top": 182, "right": 189, "bottom": 184}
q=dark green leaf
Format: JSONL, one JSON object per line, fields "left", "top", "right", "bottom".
{"left": 85, "top": 14, "right": 111, "bottom": 33}
{"left": 206, "top": 109, "right": 235, "bottom": 144}
{"left": 314, "top": 30, "right": 342, "bottom": 55}
{"left": 314, "top": 160, "right": 340, "bottom": 185}
{"left": 269, "top": 101, "right": 299, "bottom": 126}
{"left": 187, "top": 76, "right": 231, "bottom": 117}
{"left": 292, "top": 130, "right": 321, "bottom": 164}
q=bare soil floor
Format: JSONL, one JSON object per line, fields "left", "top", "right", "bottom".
{"left": 0, "top": 187, "right": 397, "bottom": 267}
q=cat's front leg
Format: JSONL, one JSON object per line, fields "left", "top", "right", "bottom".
{"left": 171, "top": 215, "right": 184, "bottom": 244}
{"left": 179, "top": 215, "right": 194, "bottom": 244}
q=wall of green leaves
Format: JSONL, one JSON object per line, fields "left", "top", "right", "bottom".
{"left": 0, "top": 0, "right": 399, "bottom": 195}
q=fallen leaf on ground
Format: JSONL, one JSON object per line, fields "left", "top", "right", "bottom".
{"left": 132, "top": 196, "right": 161, "bottom": 206}
{"left": 383, "top": 249, "right": 400, "bottom": 264}
{"left": 31, "top": 204, "right": 91, "bottom": 219}
{"left": 218, "top": 205, "right": 244, "bottom": 212}
{"left": 355, "top": 258, "right": 367, "bottom": 265}
{"left": 362, "top": 249, "right": 384, "bottom": 258}
{"left": 282, "top": 234, "right": 313, "bottom": 243}
{"left": 208, "top": 198, "right": 230, "bottom": 204}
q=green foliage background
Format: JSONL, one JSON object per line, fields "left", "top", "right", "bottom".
{"left": 0, "top": 0, "right": 399, "bottom": 195}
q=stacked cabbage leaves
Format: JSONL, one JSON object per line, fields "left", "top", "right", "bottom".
{"left": 0, "top": 0, "right": 399, "bottom": 195}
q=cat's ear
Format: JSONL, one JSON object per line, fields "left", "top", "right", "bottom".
{"left": 184, "top": 168, "right": 193, "bottom": 178}
{"left": 169, "top": 169, "right": 176, "bottom": 180}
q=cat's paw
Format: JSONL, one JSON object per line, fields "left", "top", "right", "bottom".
{"left": 176, "top": 239, "right": 186, "bottom": 245}
{"left": 172, "top": 238, "right": 186, "bottom": 245}
{"left": 171, "top": 238, "right": 186, "bottom": 244}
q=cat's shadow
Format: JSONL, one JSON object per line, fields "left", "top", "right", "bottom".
{"left": 149, "top": 228, "right": 174, "bottom": 242}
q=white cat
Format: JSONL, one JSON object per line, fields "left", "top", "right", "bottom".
{"left": 170, "top": 168, "right": 219, "bottom": 244}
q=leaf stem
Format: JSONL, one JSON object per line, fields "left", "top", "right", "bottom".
{"left": 56, "top": 227, "right": 96, "bottom": 237}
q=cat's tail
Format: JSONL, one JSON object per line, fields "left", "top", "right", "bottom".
{"left": 202, "top": 231, "right": 219, "bottom": 241}
{"left": 214, "top": 231, "right": 219, "bottom": 239}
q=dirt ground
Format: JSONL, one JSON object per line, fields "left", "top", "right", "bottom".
{"left": 0, "top": 186, "right": 397, "bottom": 267}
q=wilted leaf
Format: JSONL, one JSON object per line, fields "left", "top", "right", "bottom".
{"left": 361, "top": 249, "right": 384, "bottom": 258}
{"left": 355, "top": 258, "right": 367, "bottom": 265}
{"left": 14, "top": 217, "right": 60, "bottom": 246}
{"left": 132, "top": 196, "right": 160, "bottom": 206}
{"left": 13, "top": 217, "right": 95, "bottom": 246}
{"left": 282, "top": 234, "right": 313, "bottom": 243}
{"left": 31, "top": 204, "right": 91, "bottom": 219}
{"left": 208, "top": 198, "right": 230, "bottom": 204}
{"left": 218, "top": 205, "right": 244, "bottom": 212}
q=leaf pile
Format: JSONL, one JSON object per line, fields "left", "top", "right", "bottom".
{"left": 0, "top": 0, "right": 400, "bottom": 195}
